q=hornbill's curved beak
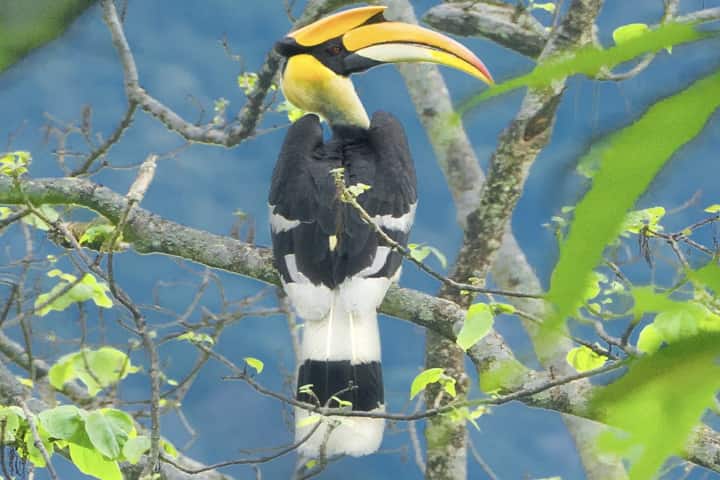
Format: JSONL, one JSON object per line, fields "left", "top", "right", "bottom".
{"left": 277, "top": 6, "right": 493, "bottom": 85}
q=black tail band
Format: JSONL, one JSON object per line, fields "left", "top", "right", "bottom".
{"left": 297, "top": 360, "right": 383, "bottom": 411}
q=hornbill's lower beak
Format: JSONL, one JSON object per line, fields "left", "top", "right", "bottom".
{"left": 341, "top": 20, "right": 494, "bottom": 85}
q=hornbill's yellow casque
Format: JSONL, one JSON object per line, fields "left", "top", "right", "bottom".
{"left": 269, "top": 6, "right": 492, "bottom": 457}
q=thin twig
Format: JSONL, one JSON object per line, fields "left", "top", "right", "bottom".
{"left": 338, "top": 182, "right": 543, "bottom": 299}
{"left": 468, "top": 438, "right": 499, "bottom": 480}
{"left": 18, "top": 400, "right": 59, "bottom": 480}
{"left": 71, "top": 101, "right": 138, "bottom": 176}
{"left": 160, "top": 420, "right": 323, "bottom": 474}
{"left": 225, "top": 360, "right": 625, "bottom": 422}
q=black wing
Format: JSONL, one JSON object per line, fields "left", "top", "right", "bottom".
{"left": 269, "top": 112, "right": 417, "bottom": 289}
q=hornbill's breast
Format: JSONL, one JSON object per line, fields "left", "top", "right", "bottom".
{"left": 269, "top": 112, "right": 417, "bottom": 292}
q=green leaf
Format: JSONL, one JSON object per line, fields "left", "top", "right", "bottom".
{"left": 48, "top": 347, "right": 139, "bottom": 396}
{"left": 621, "top": 207, "right": 665, "bottom": 235}
{"left": 0, "top": 206, "right": 11, "bottom": 219}
{"left": 460, "top": 22, "right": 714, "bottom": 112}
{"left": 121, "top": 435, "right": 150, "bottom": 464}
{"left": 277, "top": 99, "right": 308, "bottom": 122}
{"left": 408, "top": 243, "right": 431, "bottom": 263}
{"left": 84, "top": 410, "right": 132, "bottom": 460}
{"left": 636, "top": 324, "right": 663, "bottom": 354}
{"left": 346, "top": 182, "right": 372, "bottom": 199}
{"left": 542, "top": 70, "right": 720, "bottom": 343}
{"left": 298, "top": 384, "right": 314, "bottom": 395}
{"left": 99, "top": 409, "right": 134, "bottom": 438}
{"left": 530, "top": 2, "right": 556, "bottom": 13}
{"left": 22, "top": 204, "right": 58, "bottom": 231}
{"left": 237, "top": 72, "right": 258, "bottom": 94}
{"left": 654, "top": 309, "right": 699, "bottom": 342}
{"left": 479, "top": 358, "right": 527, "bottom": 394}
{"left": 69, "top": 434, "right": 122, "bottom": 480}
{"left": 456, "top": 303, "right": 494, "bottom": 351}
{"left": 427, "top": 246, "right": 447, "bottom": 269}
{"left": 38, "top": 405, "right": 83, "bottom": 440}
{"left": 0, "top": 151, "right": 30, "bottom": 177}
{"left": 23, "top": 423, "right": 53, "bottom": 467}
{"left": 16, "top": 375, "right": 33, "bottom": 388}
{"left": 79, "top": 273, "right": 113, "bottom": 308}
{"left": 243, "top": 357, "right": 264, "bottom": 374}
{"left": 296, "top": 415, "right": 321, "bottom": 428}
{"left": 0, "top": 1, "right": 95, "bottom": 73}
{"left": 490, "top": 302, "right": 516, "bottom": 315}
{"left": 591, "top": 334, "right": 720, "bottom": 479}
{"left": 612, "top": 23, "right": 650, "bottom": 45}
{"left": 410, "top": 368, "right": 444, "bottom": 399}
{"left": 630, "top": 286, "right": 720, "bottom": 340}
{"left": 79, "top": 224, "right": 116, "bottom": 247}
{"left": 704, "top": 204, "right": 720, "bottom": 213}
{"left": 581, "top": 272, "right": 607, "bottom": 304}
{"left": 443, "top": 405, "right": 486, "bottom": 430}
{"left": 565, "top": 345, "right": 607, "bottom": 372}
{"left": 0, "top": 406, "right": 24, "bottom": 442}
{"left": 161, "top": 438, "right": 178, "bottom": 458}
{"left": 441, "top": 377, "right": 457, "bottom": 398}
{"left": 48, "top": 352, "right": 77, "bottom": 391}
{"left": 330, "top": 396, "right": 353, "bottom": 408}
{"left": 35, "top": 272, "right": 113, "bottom": 316}
{"left": 688, "top": 261, "right": 720, "bottom": 294}
{"left": 408, "top": 243, "right": 447, "bottom": 268}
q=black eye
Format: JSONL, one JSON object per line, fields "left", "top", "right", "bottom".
{"left": 327, "top": 45, "right": 342, "bottom": 56}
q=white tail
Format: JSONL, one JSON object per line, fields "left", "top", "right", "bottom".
{"left": 294, "top": 279, "right": 388, "bottom": 457}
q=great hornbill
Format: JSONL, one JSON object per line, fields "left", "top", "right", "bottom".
{"left": 269, "top": 6, "right": 492, "bottom": 457}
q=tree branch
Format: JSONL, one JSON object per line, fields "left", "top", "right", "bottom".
{"left": 100, "top": 0, "right": 357, "bottom": 147}
{"left": 424, "top": 2, "right": 720, "bottom": 61}
{"left": 423, "top": 1, "right": 548, "bottom": 58}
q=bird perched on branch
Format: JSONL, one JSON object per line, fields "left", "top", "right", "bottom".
{"left": 269, "top": 5, "right": 492, "bottom": 457}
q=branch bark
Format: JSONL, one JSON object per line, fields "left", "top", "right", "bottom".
{"left": 424, "top": 1, "right": 548, "bottom": 58}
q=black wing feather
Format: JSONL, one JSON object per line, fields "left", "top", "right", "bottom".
{"left": 270, "top": 112, "right": 416, "bottom": 288}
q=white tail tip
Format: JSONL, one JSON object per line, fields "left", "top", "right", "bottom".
{"left": 295, "top": 406, "right": 385, "bottom": 457}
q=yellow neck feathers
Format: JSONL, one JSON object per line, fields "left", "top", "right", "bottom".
{"left": 281, "top": 55, "right": 370, "bottom": 128}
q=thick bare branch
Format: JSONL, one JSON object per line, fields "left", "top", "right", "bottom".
{"left": 423, "top": 2, "right": 548, "bottom": 58}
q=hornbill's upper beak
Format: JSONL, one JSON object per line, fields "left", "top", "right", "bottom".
{"left": 276, "top": 6, "right": 494, "bottom": 85}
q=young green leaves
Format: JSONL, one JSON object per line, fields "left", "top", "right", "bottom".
{"left": 1, "top": 404, "right": 163, "bottom": 480}
{"left": 410, "top": 368, "right": 456, "bottom": 400}
{"left": 35, "top": 270, "right": 113, "bottom": 316}
{"left": 592, "top": 335, "right": 720, "bottom": 480}
{"left": 48, "top": 347, "right": 140, "bottom": 396}
{"left": 543, "top": 69, "right": 720, "bottom": 343}
{"left": 460, "top": 22, "right": 715, "bottom": 112}
{"left": 456, "top": 303, "right": 494, "bottom": 351}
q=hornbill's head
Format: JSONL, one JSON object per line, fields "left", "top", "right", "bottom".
{"left": 274, "top": 6, "right": 493, "bottom": 127}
